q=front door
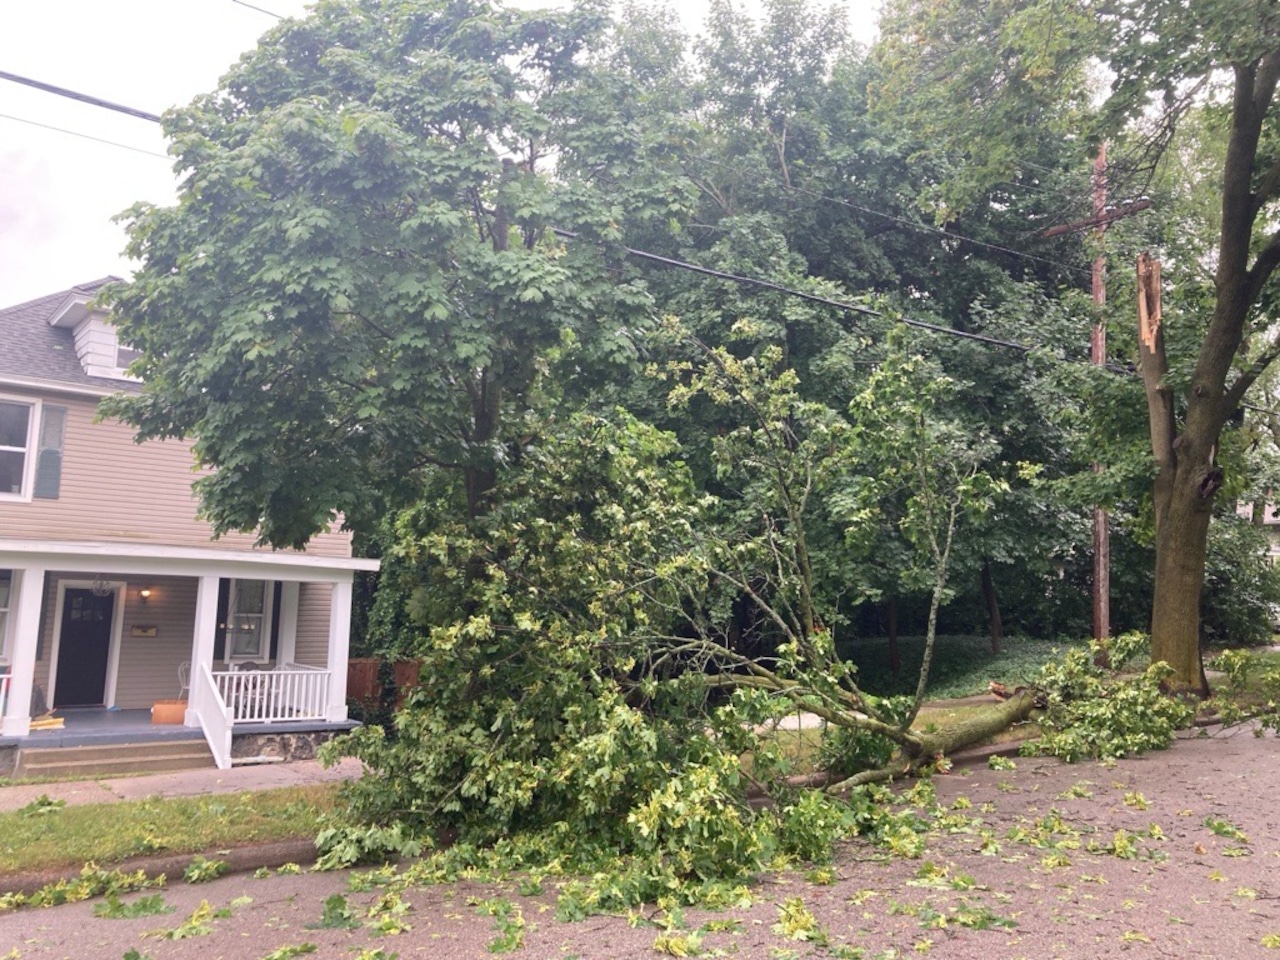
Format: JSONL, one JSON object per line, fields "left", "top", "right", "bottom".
{"left": 53, "top": 588, "right": 115, "bottom": 707}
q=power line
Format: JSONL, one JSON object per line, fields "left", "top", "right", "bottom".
{"left": 693, "top": 154, "right": 1094, "bottom": 278}
{"left": 0, "top": 112, "right": 170, "bottom": 159}
{"left": 0, "top": 64, "right": 1035, "bottom": 356}
{"left": 0, "top": 66, "right": 1093, "bottom": 281}
{"left": 551, "top": 228, "right": 1034, "bottom": 354}
{"left": 230, "top": 0, "right": 284, "bottom": 18}
{"left": 0, "top": 63, "right": 1250, "bottom": 412}
{"left": 0, "top": 69, "right": 162, "bottom": 123}
{"left": 787, "top": 182, "right": 1094, "bottom": 278}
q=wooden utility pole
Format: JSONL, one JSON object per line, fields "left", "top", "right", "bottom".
{"left": 1090, "top": 146, "right": 1110, "bottom": 643}
{"left": 1043, "top": 145, "right": 1153, "bottom": 642}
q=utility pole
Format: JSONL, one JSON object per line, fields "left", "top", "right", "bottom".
{"left": 1090, "top": 146, "right": 1110, "bottom": 643}
{"left": 1043, "top": 145, "right": 1151, "bottom": 643}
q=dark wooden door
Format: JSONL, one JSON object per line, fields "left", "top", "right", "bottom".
{"left": 53, "top": 588, "right": 114, "bottom": 706}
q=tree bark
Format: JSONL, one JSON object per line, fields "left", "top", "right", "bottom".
{"left": 1139, "top": 252, "right": 1212, "bottom": 697}
{"left": 913, "top": 688, "right": 1040, "bottom": 758}
{"left": 1135, "top": 51, "right": 1280, "bottom": 694}
{"left": 981, "top": 559, "right": 1003, "bottom": 655}
{"left": 824, "top": 688, "right": 1041, "bottom": 794}
{"left": 886, "top": 597, "right": 901, "bottom": 675}
{"left": 1150, "top": 482, "right": 1212, "bottom": 696}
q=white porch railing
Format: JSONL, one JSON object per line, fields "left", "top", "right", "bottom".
{"left": 191, "top": 663, "right": 233, "bottom": 770}
{"left": 211, "top": 664, "right": 331, "bottom": 724}
{"left": 0, "top": 672, "right": 10, "bottom": 718}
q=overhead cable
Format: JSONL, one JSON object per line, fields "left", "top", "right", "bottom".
{"left": 0, "top": 111, "right": 169, "bottom": 159}
{"left": 230, "top": 0, "right": 284, "bottom": 18}
{"left": 786, "top": 181, "right": 1093, "bottom": 278}
{"left": 550, "top": 228, "right": 1033, "bottom": 353}
{"left": 0, "top": 69, "right": 162, "bottom": 123}
{"left": 692, "top": 154, "right": 1094, "bottom": 278}
{"left": 0, "top": 70, "right": 1243, "bottom": 403}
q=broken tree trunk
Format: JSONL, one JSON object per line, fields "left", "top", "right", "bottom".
{"left": 912, "top": 688, "right": 1040, "bottom": 758}
{"left": 826, "top": 688, "right": 1041, "bottom": 793}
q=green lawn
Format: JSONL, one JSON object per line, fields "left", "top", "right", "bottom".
{"left": 840, "top": 634, "right": 1086, "bottom": 700}
{"left": 0, "top": 784, "right": 340, "bottom": 878}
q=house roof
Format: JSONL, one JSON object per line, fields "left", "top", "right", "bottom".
{"left": 0, "top": 278, "right": 140, "bottom": 395}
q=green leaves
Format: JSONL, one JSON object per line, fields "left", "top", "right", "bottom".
{"left": 105, "top": 0, "right": 675, "bottom": 544}
{"left": 1025, "top": 635, "right": 1196, "bottom": 762}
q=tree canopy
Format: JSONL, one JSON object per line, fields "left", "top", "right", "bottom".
{"left": 99, "top": 0, "right": 1280, "bottom": 887}
{"left": 105, "top": 0, "right": 686, "bottom": 545}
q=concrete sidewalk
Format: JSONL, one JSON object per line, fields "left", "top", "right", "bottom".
{"left": 0, "top": 756, "right": 364, "bottom": 813}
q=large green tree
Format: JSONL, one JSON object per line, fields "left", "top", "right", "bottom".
{"left": 874, "top": 0, "right": 1280, "bottom": 693}
{"left": 104, "top": 0, "right": 685, "bottom": 545}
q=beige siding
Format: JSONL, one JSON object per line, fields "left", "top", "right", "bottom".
{"left": 294, "top": 582, "right": 332, "bottom": 668}
{"left": 0, "top": 389, "right": 352, "bottom": 558}
{"left": 113, "top": 576, "right": 196, "bottom": 708}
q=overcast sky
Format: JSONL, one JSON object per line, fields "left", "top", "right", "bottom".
{"left": 0, "top": 0, "right": 879, "bottom": 308}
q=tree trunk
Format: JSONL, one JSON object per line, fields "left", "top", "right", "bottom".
{"left": 1150, "top": 474, "right": 1212, "bottom": 697}
{"left": 825, "top": 688, "right": 1041, "bottom": 793}
{"left": 463, "top": 369, "right": 501, "bottom": 518}
{"left": 981, "top": 559, "right": 1002, "bottom": 655}
{"left": 886, "top": 597, "right": 901, "bottom": 675}
{"left": 1138, "top": 252, "right": 1217, "bottom": 696}
{"left": 914, "top": 688, "right": 1040, "bottom": 758}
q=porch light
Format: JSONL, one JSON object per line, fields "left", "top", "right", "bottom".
{"left": 139, "top": 588, "right": 152, "bottom": 604}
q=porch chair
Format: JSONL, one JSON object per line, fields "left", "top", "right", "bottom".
{"left": 177, "top": 660, "right": 190, "bottom": 700}
{"left": 230, "top": 661, "right": 275, "bottom": 719}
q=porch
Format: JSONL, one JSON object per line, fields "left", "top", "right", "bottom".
{"left": 0, "top": 539, "right": 379, "bottom": 770}
{"left": 0, "top": 706, "right": 205, "bottom": 749}
{"left": 0, "top": 704, "right": 358, "bottom": 778}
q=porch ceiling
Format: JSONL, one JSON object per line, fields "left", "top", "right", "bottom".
{"left": 0, "top": 538, "right": 379, "bottom": 583}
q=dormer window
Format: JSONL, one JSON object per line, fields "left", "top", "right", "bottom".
{"left": 46, "top": 292, "right": 140, "bottom": 382}
{"left": 116, "top": 344, "right": 143, "bottom": 369}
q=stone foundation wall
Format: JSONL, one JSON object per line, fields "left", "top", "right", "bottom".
{"left": 230, "top": 730, "right": 342, "bottom": 763}
{"left": 0, "top": 745, "right": 15, "bottom": 779}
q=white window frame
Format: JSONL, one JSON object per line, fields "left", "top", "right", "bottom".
{"left": 225, "top": 579, "right": 274, "bottom": 663}
{"left": 0, "top": 395, "right": 38, "bottom": 503}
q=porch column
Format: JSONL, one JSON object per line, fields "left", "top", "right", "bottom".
{"left": 185, "top": 575, "right": 220, "bottom": 727}
{"left": 3, "top": 567, "right": 45, "bottom": 737}
{"left": 276, "top": 581, "right": 300, "bottom": 665}
{"left": 325, "top": 578, "right": 352, "bottom": 722}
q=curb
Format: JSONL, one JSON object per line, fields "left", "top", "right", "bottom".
{"left": 0, "top": 838, "right": 319, "bottom": 899}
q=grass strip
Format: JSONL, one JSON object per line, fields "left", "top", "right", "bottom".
{"left": 0, "top": 784, "right": 339, "bottom": 876}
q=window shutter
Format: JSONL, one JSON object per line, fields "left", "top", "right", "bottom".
{"left": 269, "top": 581, "right": 282, "bottom": 661}
{"left": 32, "top": 405, "right": 67, "bottom": 500}
{"left": 213, "top": 579, "right": 230, "bottom": 662}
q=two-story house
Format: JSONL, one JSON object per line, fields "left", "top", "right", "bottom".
{"left": 0, "top": 279, "right": 379, "bottom": 772}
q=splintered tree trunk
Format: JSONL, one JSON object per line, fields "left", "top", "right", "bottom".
{"left": 981, "top": 559, "right": 1002, "bottom": 655}
{"left": 1138, "top": 253, "right": 1213, "bottom": 697}
{"left": 1140, "top": 56, "right": 1280, "bottom": 696}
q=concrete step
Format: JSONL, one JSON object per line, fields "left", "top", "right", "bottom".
{"left": 13, "top": 740, "right": 216, "bottom": 780}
